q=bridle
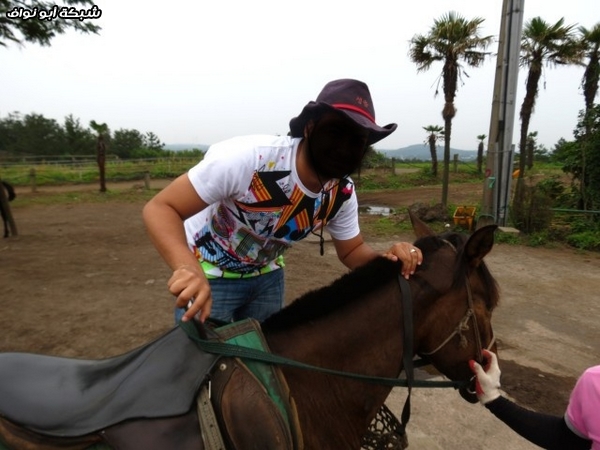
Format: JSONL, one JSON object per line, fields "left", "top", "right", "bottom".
{"left": 409, "top": 238, "right": 496, "bottom": 401}
{"left": 417, "top": 237, "right": 496, "bottom": 369}
{"left": 419, "top": 277, "right": 496, "bottom": 365}
{"left": 393, "top": 260, "right": 497, "bottom": 432}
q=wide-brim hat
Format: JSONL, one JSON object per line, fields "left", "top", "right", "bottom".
{"left": 289, "top": 79, "right": 397, "bottom": 146}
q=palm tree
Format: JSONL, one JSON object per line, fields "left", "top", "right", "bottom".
{"left": 90, "top": 120, "right": 110, "bottom": 192}
{"left": 476, "top": 134, "right": 486, "bottom": 174}
{"left": 409, "top": 12, "right": 493, "bottom": 208}
{"left": 580, "top": 23, "right": 600, "bottom": 115}
{"left": 515, "top": 17, "right": 581, "bottom": 198}
{"left": 578, "top": 22, "right": 600, "bottom": 210}
{"left": 526, "top": 131, "right": 538, "bottom": 170}
{"left": 423, "top": 125, "right": 444, "bottom": 177}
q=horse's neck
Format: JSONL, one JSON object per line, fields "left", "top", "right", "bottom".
{"left": 263, "top": 281, "right": 407, "bottom": 448}
{"left": 267, "top": 281, "right": 405, "bottom": 367}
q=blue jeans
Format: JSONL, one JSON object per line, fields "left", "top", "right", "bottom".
{"left": 174, "top": 269, "right": 285, "bottom": 324}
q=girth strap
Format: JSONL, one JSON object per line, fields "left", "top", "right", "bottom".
{"left": 197, "top": 384, "right": 226, "bottom": 450}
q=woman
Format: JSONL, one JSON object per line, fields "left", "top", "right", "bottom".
{"left": 470, "top": 349, "right": 598, "bottom": 449}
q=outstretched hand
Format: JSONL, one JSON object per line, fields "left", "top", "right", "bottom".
{"left": 469, "top": 349, "right": 502, "bottom": 405}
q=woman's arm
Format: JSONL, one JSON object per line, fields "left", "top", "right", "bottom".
{"left": 470, "top": 350, "right": 592, "bottom": 450}
{"left": 485, "top": 396, "right": 591, "bottom": 450}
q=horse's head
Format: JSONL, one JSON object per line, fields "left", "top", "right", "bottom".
{"left": 408, "top": 211, "right": 499, "bottom": 403}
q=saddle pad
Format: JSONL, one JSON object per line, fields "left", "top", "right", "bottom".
{"left": 0, "top": 325, "right": 219, "bottom": 437}
{"left": 215, "top": 319, "right": 295, "bottom": 433}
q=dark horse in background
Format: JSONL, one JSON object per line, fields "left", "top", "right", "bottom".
{"left": 0, "top": 213, "right": 500, "bottom": 449}
{"left": 0, "top": 181, "right": 16, "bottom": 238}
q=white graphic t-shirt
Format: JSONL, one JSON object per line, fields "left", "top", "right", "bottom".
{"left": 184, "top": 135, "right": 360, "bottom": 278}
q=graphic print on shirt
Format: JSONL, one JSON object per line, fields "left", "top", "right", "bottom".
{"left": 194, "top": 169, "right": 353, "bottom": 275}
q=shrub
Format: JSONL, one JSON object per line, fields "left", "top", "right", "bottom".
{"left": 494, "top": 231, "right": 522, "bottom": 245}
{"left": 511, "top": 182, "right": 554, "bottom": 233}
{"left": 566, "top": 232, "right": 600, "bottom": 251}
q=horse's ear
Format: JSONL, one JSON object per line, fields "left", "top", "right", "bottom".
{"left": 464, "top": 225, "right": 498, "bottom": 267}
{"left": 409, "top": 209, "right": 435, "bottom": 238}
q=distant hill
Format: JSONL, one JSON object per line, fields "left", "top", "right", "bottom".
{"left": 378, "top": 144, "right": 477, "bottom": 161}
{"left": 164, "top": 143, "right": 477, "bottom": 160}
{"left": 164, "top": 143, "right": 209, "bottom": 152}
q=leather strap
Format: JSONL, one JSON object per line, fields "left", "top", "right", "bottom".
{"left": 196, "top": 383, "right": 226, "bottom": 450}
{"left": 182, "top": 316, "right": 464, "bottom": 389}
{"left": 398, "top": 275, "right": 413, "bottom": 429}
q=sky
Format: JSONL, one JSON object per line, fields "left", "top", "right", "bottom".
{"left": 1, "top": 0, "right": 597, "bottom": 151}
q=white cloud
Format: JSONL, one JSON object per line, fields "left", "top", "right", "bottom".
{"left": 0, "top": 0, "right": 595, "bottom": 150}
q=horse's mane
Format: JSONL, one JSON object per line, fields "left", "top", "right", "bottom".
{"left": 263, "top": 230, "right": 500, "bottom": 331}
{"left": 261, "top": 257, "right": 401, "bottom": 331}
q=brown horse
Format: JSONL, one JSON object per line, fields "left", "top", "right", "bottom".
{"left": 261, "top": 214, "right": 499, "bottom": 449}
{"left": 0, "top": 213, "right": 499, "bottom": 449}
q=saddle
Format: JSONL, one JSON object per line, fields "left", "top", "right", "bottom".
{"left": 0, "top": 319, "right": 303, "bottom": 450}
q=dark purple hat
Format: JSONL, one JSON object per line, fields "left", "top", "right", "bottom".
{"left": 289, "top": 79, "right": 397, "bottom": 145}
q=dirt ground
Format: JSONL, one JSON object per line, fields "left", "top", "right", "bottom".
{"left": 1, "top": 180, "right": 599, "bottom": 449}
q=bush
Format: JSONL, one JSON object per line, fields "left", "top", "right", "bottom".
{"left": 525, "top": 231, "right": 551, "bottom": 247}
{"left": 566, "top": 232, "right": 600, "bottom": 251}
{"left": 511, "top": 182, "right": 554, "bottom": 233}
{"left": 494, "top": 231, "right": 522, "bottom": 245}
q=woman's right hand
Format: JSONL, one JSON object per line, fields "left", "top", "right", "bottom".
{"left": 469, "top": 349, "right": 502, "bottom": 405}
{"left": 168, "top": 264, "right": 213, "bottom": 322}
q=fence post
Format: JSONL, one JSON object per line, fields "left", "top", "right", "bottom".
{"left": 391, "top": 157, "right": 396, "bottom": 175}
{"left": 453, "top": 154, "right": 459, "bottom": 173}
{"left": 144, "top": 171, "right": 151, "bottom": 190}
{"left": 29, "top": 168, "right": 37, "bottom": 192}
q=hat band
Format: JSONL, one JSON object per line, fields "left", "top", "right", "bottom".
{"left": 332, "top": 103, "right": 375, "bottom": 123}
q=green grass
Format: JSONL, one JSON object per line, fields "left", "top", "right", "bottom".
{"left": 1, "top": 157, "right": 200, "bottom": 187}
{"left": 5, "top": 159, "right": 595, "bottom": 251}
{"left": 356, "top": 164, "right": 485, "bottom": 191}
{"left": 1, "top": 158, "right": 566, "bottom": 189}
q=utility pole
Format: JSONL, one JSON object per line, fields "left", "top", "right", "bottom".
{"left": 479, "top": 0, "right": 524, "bottom": 227}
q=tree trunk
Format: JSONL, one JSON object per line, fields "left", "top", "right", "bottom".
{"left": 428, "top": 137, "right": 438, "bottom": 177}
{"left": 514, "top": 113, "right": 530, "bottom": 222}
{"left": 526, "top": 139, "right": 534, "bottom": 170}
{"left": 97, "top": 136, "right": 107, "bottom": 193}
{"left": 477, "top": 143, "right": 483, "bottom": 174}
{"left": 581, "top": 108, "right": 594, "bottom": 211}
{"left": 441, "top": 120, "right": 452, "bottom": 208}
{"left": 514, "top": 68, "right": 541, "bottom": 219}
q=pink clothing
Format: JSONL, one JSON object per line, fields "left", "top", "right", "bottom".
{"left": 566, "top": 365, "right": 600, "bottom": 449}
